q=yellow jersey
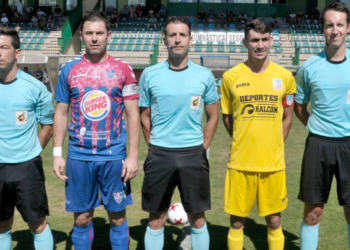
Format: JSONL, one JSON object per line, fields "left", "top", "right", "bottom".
{"left": 221, "top": 61, "right": 296, "bottom": 172}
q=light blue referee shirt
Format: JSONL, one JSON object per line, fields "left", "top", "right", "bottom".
{"left": 139, "top": 60, "right": 219, "bottom": 148}
{"left": 0, "top": 69, "right": 54, "bottom": 163}
{"left": 295, "top": 49, "right": 350, "bottom": 137}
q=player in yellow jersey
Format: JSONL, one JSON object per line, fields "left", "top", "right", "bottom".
{"left": 221, "top": 19, "right": 296, "bottom": 250}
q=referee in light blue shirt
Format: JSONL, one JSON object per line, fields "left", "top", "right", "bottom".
{"left": 294, "top": 3, "right": 350, "bottom": 250}
{"left": 0, "top": 27, "right": 54, "bottom": 250}
{"left": 139, "top": 16, "right": 219, "bottom": 250}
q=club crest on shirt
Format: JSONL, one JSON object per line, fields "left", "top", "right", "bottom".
{"left": 15, "top": 111, "right": 28, "bottom": 125}
{"left": 113, "top": 191, "right": 124, "bottom": 204}
{"left": 106, "top": 70, "right": 115, "bottom": 80}
{"left": 81, "top": 90, "right": 111, "bottom": 121}
{"left": 273, "top": 78, "right": 282, "bottom": 91}
{"left": 191, "top": 96, "right": 201, "bottom": 110}
{"left": 347, "top": 89, "right": 350, "bottom": 104}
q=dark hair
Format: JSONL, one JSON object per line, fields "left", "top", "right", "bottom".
{"left": 163, "top": 16, "right": 191, "bottom": 35}
{"left": 322, "top": 2, "right": 350, "bottom": 25}
{"left": 81, "top": 10, "right": 110, "bottom": 31}
{"left": 244, "top": 18, "right": 271, "bottom": 39}
{"left": 0, "top": 27, "right": 20, "bottom": 49}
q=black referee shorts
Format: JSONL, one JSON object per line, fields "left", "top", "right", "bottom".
{"left": 0, "top": 156, "right": 49, "bottom": 223}
{"left": 298, "top": 133, "right": 350, "bottom": 206}
{"left": 142, "top": 144, "right": 211, "bottom": 214}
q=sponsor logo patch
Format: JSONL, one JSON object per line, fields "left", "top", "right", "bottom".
{"left": 190, "top": 96, "right": 201, "bottom": 110}
{"left": 15, "top": 111, "right": 28, "bottom": 125}
{"left": 273, "top": 78, "right": 282, "bottom": 91}
{"left": 81, "top": 90, "right": 111, "bottom": 121}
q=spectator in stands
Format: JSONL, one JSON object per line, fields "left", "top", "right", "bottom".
{"left": 109, "top": 10, "right": 119, "bottom": 28}
{"left": 34, "top": 66, "right": 44, "bottom": 82}
{"left": 120, "top": 5, "right": 129, "bottom": 19}
{"left": 30, "top": 15, "right": 39, "bottom": 28}
{"left": 158, "top": 4, "right": 166, "bottom": 18}
{"left": 311, "top": 7, "right": 320, "bottom": 20}
{"left": 129, "top": 5, "right": 136, "bottom": 19}
{"left": 270, "top": 16, "right": 278, "bottom": 28}
{"left": 207, "top": 9, "right": 215, "bottom": 24}
{"left": 238, "top": 11, "right": 247, "bottom": 23}
{"left": 297, "top": 10, "right": 304, "bottom": 25}
{"left": 16, "top": 0, "right": 24, "bottom": 16}
{"left": 40, "top": 14, "right": 47, "bottom": 29}
{"left": 1, "top": 13, "right": 9, "bottom": 27}
{"left": 26, "top": 4, "right": 33, "bottom": 15}
{"left": 153, "top": 4, "right": 159, "bottom": 16}
{"left": 47, "top": 14, "right": 54, "bottom": 30}
{"left": 26, "top": 4, "right": 34, "bottom": 22}
{"left": 136, "top": 4, "right": 143, "bottom": 17}
{"left": 54, "top": 4, "right": 62, "bottom": 20}
{"left": 289, "top": 10, "right": 296, "bottom": 24}
{"left": 2, "top": 4, "right": 12, "bottom": 21}
{"left": 37, "top": 8, "right": 46, "bottom": 19}
{"left": 217, "top": 10, "right": 227, "bottom": 29}
{"left": 147, "top": 14, "right": 158, "bottom": 29}
{"left": 228, "top": 11, "right": 236, "bottom": 25}
{"left": 197, "top": 9, "right": 206, "bottom": 23}
{"left": 23, "top": 67, "right": 32, "bottom": 75}
{"left": 148, "top": 8, "right": 154, "bottom": 18}
{"left": 13, "top": 9, "right": 21, "bottom": 24}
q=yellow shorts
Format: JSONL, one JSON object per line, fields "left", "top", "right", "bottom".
{"left": 224, "top": 169, "right": 288, "bottom": 217}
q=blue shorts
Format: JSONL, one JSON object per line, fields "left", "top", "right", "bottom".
{"left": 65, "top": 158, "right": 133, "bottom": 212}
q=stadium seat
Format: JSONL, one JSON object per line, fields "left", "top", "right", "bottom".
{"left": 197, "top": 23, "right": 205, "bottom": 28}
{"left": 108, "top": 45, "right": 116, "bottom": 50}
{"left": 154, "top": 34, "right": 161, "bottom": 39}
{"left": 142, "top": 45, "right": 150, "bottom": 51}
{"left": 34, "top": 33, "right": 41, "bottom": 38}
{"left": 113, "top": 33, "right": 121, "bottom": 39}
{"left": 272, "top": 29, "right": 279, "bottom": 34}
{"left": 144, "top": 40, "right": 151, "bottom": 45}
{"left": 194, "top": 47, "right": 202, "bottom": 52}
{"left": 217, "top": 47, "right": 225, "bottom": 53}
{"left": 302, "top": 42, "right": 310, "bottom": 47}
{"left": 188, "top": 18, "right": 195, "bottom": 23}
{"left": 19, "top": 33, "right": 25, "bottom": 38}
{"left": 37, "top": 39, "right": 44, "bottom": 44}
{"left": 240, "top": 48, "right": 248, "bottom": 53}
{"left": 125, "top": 45, "right": 133, "bottom": 51}
{"left": 146, "top": 34, "right": 153, "bottom": 39}
{"left": 309, "top": 36, "right": 316, "bottom": 42}
{"left": 119, "top": 39, "right": 127, "bottom": 45}
{"left": 117, "top": 45, "right": 124, "bottom": 50}
{"left": 346, "top": 37, "right": 350, "bottom": 42}
{"left": 206, "top": 47, "right": 213, "bottom": 52}
{"left": 228, "top": 24, "right": 236, "bottom": 29}
{"left": 274, "top": 48, "right": 282, "bottom": 53}
{"left": 127, "top": 39, "right": 135, "bottom": 45}
{"left": 25, "top": 45, "right": 33, "bottom": 50}
{"left": 20, "top": 44, "right": 25, "bottom": 49}
{"left": 134, "top": 45, "right": 141, "bottom": 51}
{"left": 319, "top": 42, "right": 326, "bottom": 47}
{"left": 29, "top": 39, "right": 37, "bottom": 44}
{"left": 273, "top": 35, "right": 280, "bottom": 41}
{"left": 293, "top": 36, "right": 300, "bottom": 42}
{"left": 312, "top": 48, "right": 320, "bottom": 53}
{"left": 208, "top": 23, "right": 215, "bottom": 29}
{"left": 111, "top": 39, "right": 119, "bottom": 45}
{"left": 26, "top": 33, "right": 34, "bottom": 38}
{"left": 317, "top": 36, "right": 325, "bottom": 42}
{"left": 34, "top": 45, "right": 41, "bottom": 50}
{"left": 129, "top": 34, "right": 137, "bottom": 39}
{"left": 346, "top": 43, "right": 350, "bottom": 48}
{"left": 218, "top": 41, "right": 225, "bottom": 46}
{"left": 228, "top": 41, "right": 236, "bottom": 46}
{"left": 207, "top": 41, "right": 213, "bottom": 46}
{"left": 304, "top": 48, "right": 311, "bottom": 54}
{"left": 135, "top": 40, "right": 143, "bottom": 45}
{"left": 301, "top": 36, "right": 308, "bottom": 41}
{"left": 137, "top": 33, "right": 145, "bottom": 39}
{"left": 273, "top": 42, "right": 281, "bottom": 47}
{"left": 122, "top": 34, "right": 129, "bottom": 39}
{"left": 311, "top": 42, "right": 318, "bottom": 48}
{"left": 295, "top": 42, "right": 301, "bottom": 47}
{"left": 21, "top": 38, "right": 29, "bottom": 44}
{"left": 228, "top": 47, "right": 236, "bottom": 53}
{"left": 152, "top": 40, "right": 159, "bottom": 45}
{"left": 229, "top": 29, "right": 236, "bottom": 32}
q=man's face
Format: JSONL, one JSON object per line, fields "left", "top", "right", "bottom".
{"left": 323, "top": 10, "right": 350, "bottom": 50}
{"left": 0, "top": 35, "right": 21, "bottom": 72}
{"left": 37, "top": 66, "right": 42, "bottom": 71}
{"left": 163, "top": 22, "right": 192, "bottom": 58}
{"left": 80, "top": 21, "right": 111, "bottom": 58}
{"left": 244, "top": 30, "right": 272, "bottom": 61}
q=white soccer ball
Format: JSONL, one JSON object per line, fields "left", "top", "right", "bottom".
{"left": 168, "top": 203, "right": 188, "bottom": 225}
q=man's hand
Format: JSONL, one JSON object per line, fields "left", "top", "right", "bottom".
{"left": 53, "top": 156, "right": 68, "bottom": 181}
{"left": 121, "top": 157, "right": 138, "bottom": 182}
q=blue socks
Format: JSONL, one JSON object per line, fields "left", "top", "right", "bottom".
{"left": 72, "top": 222, "right": 94, "bottom": 250}
{"left": 191, "top": 222, "right": 210, "bottom": 250}
{"left": 144, "top": 225, "right": 164, "bottom": 250}
{"left": 300, "top": 221, "right": 319, "bottom": 250}
{"left": 348, "top": 224, "right": 350, "bottom": 249}
{"left": 110, "top": 220, "right": 129, "bottom": 250}
{"left": 0, "top": 230, "right": 12, "bottom": 250}
{"left": 32, "top": 224, "right": 54, "bottom": 250}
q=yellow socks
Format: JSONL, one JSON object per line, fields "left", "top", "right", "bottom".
{"left": 227, "top": 226, "right": 244, "bottom": 250}
{"left": 267, "top": 226, "right": 284, "bottom": 250}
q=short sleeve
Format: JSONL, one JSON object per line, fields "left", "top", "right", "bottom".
{"left": 203, "top": 72, "right": 219, "bottom": 104}
{"left": 294, "top": 66, "right": 310, "bottom": 104}
{"left": 54, "top": 65, "right": 71, "bottom": 103}
{"left": 220, "top": 75, "right": 233, "bottom": 115}
{"left": 36, "top": 84, "right": 54, "bottom": 124}
{"left": 138, "top": 70, "right": 151, "bottom": 107}
{"left": 285, "top": 73, "right": 296, "bottom": 96}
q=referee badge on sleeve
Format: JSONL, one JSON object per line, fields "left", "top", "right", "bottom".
{"left": 191, "top": 96, "right": 201, "bottom": 110}
{"left": 15, "top": 111, "right": 28, "bottom": 125}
